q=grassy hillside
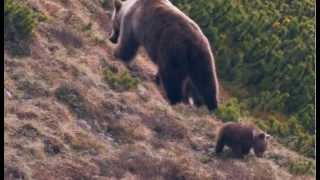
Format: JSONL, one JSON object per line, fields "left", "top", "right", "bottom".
{"left": 4, "top": 0, "right": 315, "bottom": 179}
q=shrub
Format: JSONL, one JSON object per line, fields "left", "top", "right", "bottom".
{"left": 103, "top": 68, "right": 139, "bottom": 91}
{"left": 4, "top": 0, "right": 36, "bottom": 42}
{"left": 255, "top": 115, "right": 315, "bottom": 158}
{"left": 287, "top": 160, "right": 315, "bottom": 176}
{"left": 4, "top": 0, "right": 37, "bottom": 55}
{"left": 82, "top": 22, "right": 92, "bottom": 32}
{"left": 215, "top": 98, "right": 245, "bottom": 122}
{"left": 4, "top": 0, "right": 47, "bottom": 55}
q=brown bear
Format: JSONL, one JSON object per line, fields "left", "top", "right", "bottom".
{"left": 215, "top": 122, "right": 270, "bottom": 158}
{"left": 109, "top": 0, "right": 220, "bottom": 111}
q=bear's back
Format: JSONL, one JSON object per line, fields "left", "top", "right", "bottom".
{"left": 219, "top": 123, "right": 254, "bottom": 146}
{"left": 142, "top": 0, "right": 202, "bottom": 33}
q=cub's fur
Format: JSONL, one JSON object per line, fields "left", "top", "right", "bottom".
{"left": 216, "top": 122, "right": 270, "bottom": 158}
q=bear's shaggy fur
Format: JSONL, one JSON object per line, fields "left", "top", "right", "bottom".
{"left": 109, "top": 0, "right": 219, "bottom": 110}
{"left": 215, "top": 122, "right": 270, "bottom": 158}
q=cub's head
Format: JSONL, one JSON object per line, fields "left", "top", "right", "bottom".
{"left": 253, "top": 132, "right": 271, "bottom": 157}
{"left": 109, "top": 0, "right": 123, "bottom": 43}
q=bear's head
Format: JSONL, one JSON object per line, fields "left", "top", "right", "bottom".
{"left": 253, "top": 132, "right": 271, "bottom": 157}
{"left": 109, "top": 0, "right": 123, "bottom": 43}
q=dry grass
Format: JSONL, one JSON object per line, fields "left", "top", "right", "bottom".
{"left": 54, "top": 84, "right": 93, "bottom": 119}
{"left": 49, "top": 25, "right": 83, "bottom": 49}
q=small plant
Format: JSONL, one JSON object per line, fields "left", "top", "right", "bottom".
{"left": 199, "top": 154, "right": 211, "bottom": 164}
{"left": 4, "top": 0, "right": 36, "bottom": 41}
{"left": 4, "top": 0, "right": 37, "bottom": 55}
{"left": 287, "top": 160, "right": 315, "bottom": 176}
{"left": 93, "top": 36, "right": 106, "bottom": 45}
{"left": 103, "top": 68, "right": 139, "bottom": 91}
{"left": 82, "top": 22, "right": 92, "bottom": 32}
{"left": 4, "top": 0, "right": 47, "bottom": 56}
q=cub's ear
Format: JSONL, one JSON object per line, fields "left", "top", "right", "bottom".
{"left": 114, "top": 0, "right": 122, "bottom": 11}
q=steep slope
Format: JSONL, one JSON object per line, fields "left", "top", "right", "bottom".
{"left": 4, "top": 0, "right": 315, "bottom": 179}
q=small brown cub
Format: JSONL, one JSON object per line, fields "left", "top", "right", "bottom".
{"left": 215, "top": 122, "right": 270, "bottom": 158}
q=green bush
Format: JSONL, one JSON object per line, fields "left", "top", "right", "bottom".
{"left": 287, "top": 160, "right": 315, "bottom": 176}
{"left": 215, "top": 98, "right": 245, "bottom": 122}
{"left": 103, "top": 68, "right": 139, "bottom": 91}
{"left": 4, "top": 0, "right": 36, "bottom": 42}
{"left": 254, "top": 115, "right": 315, "bottom": 158}
{"left": 4, "top": 0, "right": 47, "bottom": 55}
{"left": 82, "top": 22, "right": 92, "bottom": 32}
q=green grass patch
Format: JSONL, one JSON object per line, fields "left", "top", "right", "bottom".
{"left": 254, "top": 115, "right": 315, "bottom": 158}
{"left": 4, "top": 0, "right": 36, "bottom": 41}
{"left": 287, "top": 159, "right": 315, "bottom": 176}
{"left": 215, "top": 98, "right": 247, "bottom": 122}
{"left": 4, "top": 0, "right": 47, "bottom": 55}
{"left": 82, "top": 22, "right": 92, "bottom": 32}
{"left": 103, "top": 68, "right": 139, "bottom": 91}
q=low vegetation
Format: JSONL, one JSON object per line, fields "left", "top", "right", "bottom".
{"left": 103, "top": 68, "right": 140, "bottom": 91}
{"left": 4, "top": 0, "right": 46, "bottom": 55}
{"left": 287, "top": 159, "right": 315, "bottom": 176}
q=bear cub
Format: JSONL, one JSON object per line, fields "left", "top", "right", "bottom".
{"left": 215, "top": 122, "right": 270, "bottom": 158}
{"left": 109, "top": 0, "right": 220, "bottom": 111}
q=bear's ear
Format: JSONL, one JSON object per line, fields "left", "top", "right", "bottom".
{"left": 114, "top": 0, "right": 122, "bottom": 11}
{"left": 257, "top": 133, "right": 266, "bottom": 139}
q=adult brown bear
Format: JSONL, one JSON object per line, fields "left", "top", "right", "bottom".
{"left": 109, "top": 0, "right": 220, "bottom": 111}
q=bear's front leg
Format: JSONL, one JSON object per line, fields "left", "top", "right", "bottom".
{"left": 113, "top": 29, "right": 139, "bottom": 62}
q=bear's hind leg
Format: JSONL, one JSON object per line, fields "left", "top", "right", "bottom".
{"left": 182, "top": 78, "right": 204, "bottom": 106}
{"left": 190, "top": 66, "right": 218, "bottom": 111}
{"left": 159, "top": 68, "right": 185, "bottom": 105}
